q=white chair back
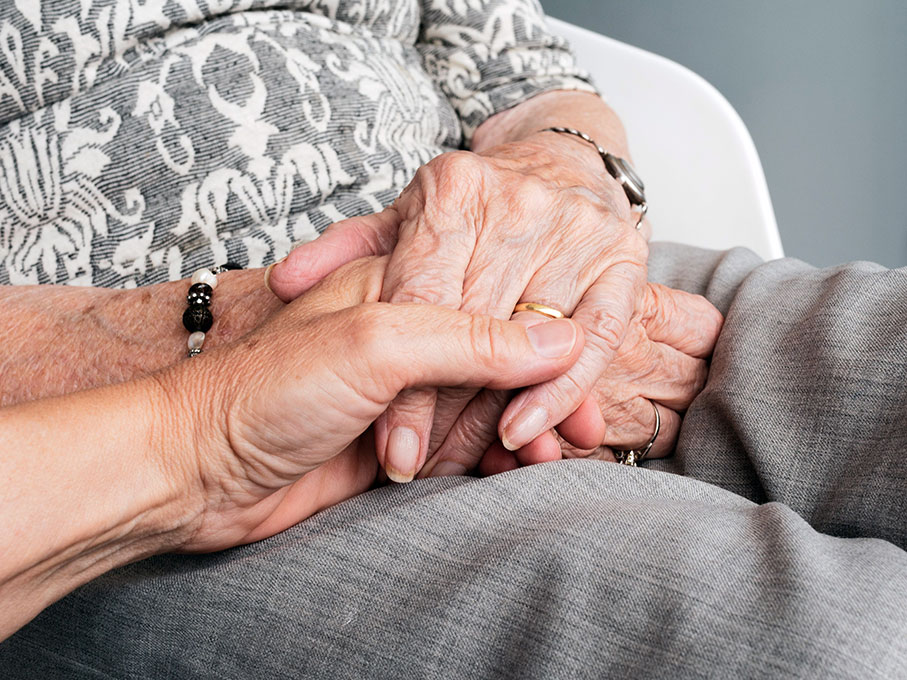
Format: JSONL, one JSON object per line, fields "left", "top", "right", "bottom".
{"left": 548, "top": 17, "right": 784, "bottom": 260}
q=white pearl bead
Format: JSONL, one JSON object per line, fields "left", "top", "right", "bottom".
{"left": 191, "top": 268, "right": 218, "bottom": 289}
{"left": 188, "top": 331, "right": 206, "bottom": 351}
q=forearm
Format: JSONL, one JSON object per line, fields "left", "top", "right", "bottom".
{"left": 0, "top": 270, "right": 282, "bottom": 406}
{"left": 471, "top": 90, "right": 631, "bottom": 163}
{"left": 0, "top": 376, "right": 199, "bottom": 640}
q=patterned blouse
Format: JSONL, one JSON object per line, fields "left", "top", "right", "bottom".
{"left": 0, "top": 0, "right": 594, "bottom": 287}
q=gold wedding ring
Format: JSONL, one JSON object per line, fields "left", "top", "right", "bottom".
{"left": 513, "top": 302, "right": 566, "bottom": 320}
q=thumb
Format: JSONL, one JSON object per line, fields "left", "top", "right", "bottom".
{"left": 214, "top": 303, "right": 586, "bottom": 499}
{"left": 266, "top": 207, "right": 399, "bottom": 302}
{"left": 338, "top": 304, "right": 585, "bottom": 481}
{"left": 349, "top": 304, "right": 585, "bottom": 399}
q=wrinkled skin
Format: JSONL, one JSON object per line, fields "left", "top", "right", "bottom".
{"left": 268, "top": 136, "right": 640, "bottom": 476}
{"left": 185, "top": 256, "right": 721, "bottom": 552}
{"left": 267, "top": 134, "right": 722, "bottom": 480}
{"left": 419, "top": 281, "right": 723, "bottom": 477}
{"left": 173, "top": 255, "right": 588, "bottom": 551}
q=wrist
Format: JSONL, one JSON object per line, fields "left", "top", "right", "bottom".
{"left": 102, "top": 268, "right": 284, "bottom": 364}
{"left": 145, "top": 345, "right": 237, "bottom": 553}
{"left": 0, "top": 376, "right": 203, "bottom": 638}
{"left": 537, "top": 127, "right": 649, "bottom": 237}
{"left": 472, "top": 89, "right": 639, "bottom": 211}
{"left": 472, "top": 90, "right": 632, "bottom": 158}
{"left": 480, "top": 132, "right": 639, "bottom": 230}
{"left": 528, "top": 128, "right": 617, "bottom": 190}
{"left": 149, "top": 323, "right": 282, "bottom": 553}
{"left": 202, "top": 268, "right": 286, "bottom": 350}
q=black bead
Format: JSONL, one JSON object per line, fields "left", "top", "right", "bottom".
{"left": 220, "top": 261, "right": 242, "bottom": 271}
{"left": 187, "top": 283, "right": 213, "bottom": 307}
{"left": 182, "top": 305, "right": 213, "bottom": 333}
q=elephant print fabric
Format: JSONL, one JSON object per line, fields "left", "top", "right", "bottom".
{"left": 0, "top": 0, "right": 594, "bottom": 287}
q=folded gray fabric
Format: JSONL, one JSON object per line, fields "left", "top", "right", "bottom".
{"left": 648, "top": 242, "right": 907, "bottom": 547}
{"left": 2, "top": 243, "right": 906, "bottom": 679}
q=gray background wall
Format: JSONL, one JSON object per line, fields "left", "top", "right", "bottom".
{"left": 543, "top": 0, "right": 907, "bottom": 268}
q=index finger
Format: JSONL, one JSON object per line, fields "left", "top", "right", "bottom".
{"left": 498, "top": 259, "right": 645, "bottom": 451}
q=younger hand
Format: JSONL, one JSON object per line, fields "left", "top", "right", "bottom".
{"left": 162, "top": 257, "right": 586, "bottom": 552}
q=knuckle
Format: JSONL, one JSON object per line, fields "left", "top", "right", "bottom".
{"left": 588, "top": 307, "right": 626, "bottom": 353}
{"left": 439, "top": 149, "right": 483, "bottom": 173}
{"left": 425, "top": 151, "right": 486, "bottom": 195}
{"left": 512, "top": 174, "right": 549, "bottom": 211}
{"left": 469, "top": 315, "right": 508, "bottom": 374}
{"left": 342, "top": 303, "right": 387, "bottom": 356}
{"left": 402, "top": 154, "right": 487, "bottom": 241}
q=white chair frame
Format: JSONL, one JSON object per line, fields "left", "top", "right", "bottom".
{"left": 548, "top": 17, "right": 784, "bottom": 260}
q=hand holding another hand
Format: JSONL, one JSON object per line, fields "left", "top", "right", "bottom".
{"left": 164, "top": 257, "right": 585, "bottom": 552}
{"left": 266, "top": 133, "right": 650, "bottom": 481}
{"left": 266, "top": 130, "right": 723, "bottom": 480}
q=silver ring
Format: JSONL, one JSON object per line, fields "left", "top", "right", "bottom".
{"left": 614, "top": 402, "right": 660, "bottom": 467}
{"left": 634, "top": 203, "right": 648, "bottom": 230}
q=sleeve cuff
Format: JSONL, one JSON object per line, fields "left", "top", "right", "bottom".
{"left": 419, "top": 39, "right": 600, "bottom": 144}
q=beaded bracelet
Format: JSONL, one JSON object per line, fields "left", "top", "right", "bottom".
{"left": 182, "top": 262, "right": 242, "bottom": 357}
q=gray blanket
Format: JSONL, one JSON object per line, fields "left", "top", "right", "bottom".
{"left": 3, "top": 243, "right": 905, "bottom": 679}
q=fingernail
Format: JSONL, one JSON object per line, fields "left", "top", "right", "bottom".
{"left": 526, "top": 320, "right": 577, "bottom": 358}
{"left": 385, "top": 426, "right": 420, "bottom": 483}
{"left": 429, "top": 461, "right": 467, "bottom": 478}
{"left": 501, "top": 405, "right": 549, "bottom": 451}
{"left": 263, "top": 255, "right": 287, "bottom": 294}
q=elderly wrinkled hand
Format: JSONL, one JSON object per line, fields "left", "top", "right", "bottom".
{"left": 267, "top": 131, "right": 651, "bottom": 481}
{"left": 417, "top": 282, "right": 723, "bottom": 477}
